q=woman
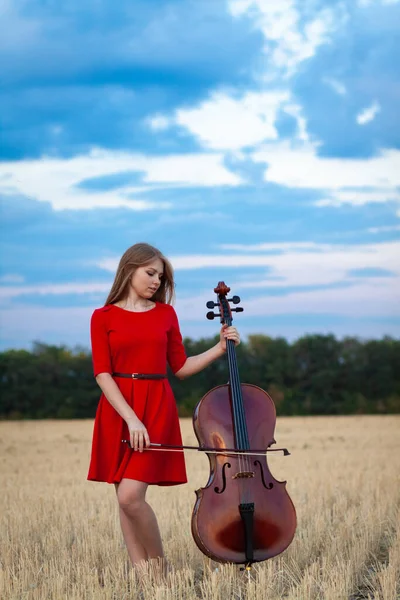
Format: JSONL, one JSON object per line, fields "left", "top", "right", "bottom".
{"left": 87, "top": 242, "right": 240, "bottom": 572}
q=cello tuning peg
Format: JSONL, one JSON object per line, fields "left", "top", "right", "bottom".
{"left": 228, "top": 295, "right": 241, "bottom": 304}
{"left": 206, "top": 301, "right": 218, "bottom": 309}
{"left": 206, "top": 311, "right": 220, "bottom": 320}
{"left": 231, "top": 307, "right": 244, "bottom": 313}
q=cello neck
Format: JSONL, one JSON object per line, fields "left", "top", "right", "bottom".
{"left": 217, "top": 287, "right": 250, "bottom": 451}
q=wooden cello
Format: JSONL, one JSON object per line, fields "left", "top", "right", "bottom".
{"left": 191, "top": 282, "right": 297, "bottom": 567}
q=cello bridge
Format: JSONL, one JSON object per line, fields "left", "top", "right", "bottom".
{"left": 232, "top": 471, "right": 255, "bottom": 479}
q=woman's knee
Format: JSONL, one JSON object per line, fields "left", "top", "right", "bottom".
{"left": 117, "top": 481, "right": 146, "bottom": 514}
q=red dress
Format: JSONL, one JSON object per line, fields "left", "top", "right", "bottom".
{"left": 87, "top": 302, "right": 188, "bottom": 486}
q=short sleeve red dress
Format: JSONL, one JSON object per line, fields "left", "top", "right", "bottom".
{"left": 87, "top": 302, "right": 188, "bottom": 486}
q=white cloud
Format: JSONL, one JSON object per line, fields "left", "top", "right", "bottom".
{"left": 150, "top": 90, "right": 309, "bottom": 151}
{"left": 228, "top": 0, "right": 344, "bottom": 77}
{"left": 0, "top": 149, "right": 242, "bottom": 211}
{"left": 356, "top": 101, "right": 381, "bottom": 125}
{"left": 142, "top": 153, "right": 241, "bottom": 186}
{"left": 173, "top": 90, "right": 289, "bottom": 151}
{"left": 252, "top": 142, "right": 400, "bottom": 190}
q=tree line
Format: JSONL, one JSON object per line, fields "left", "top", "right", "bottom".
{"left": 0, "top": 334, "right": 399, "bottom": 420}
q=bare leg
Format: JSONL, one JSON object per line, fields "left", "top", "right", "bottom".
{"left": 115, "top": 479, "right": 164, "bottom": 567}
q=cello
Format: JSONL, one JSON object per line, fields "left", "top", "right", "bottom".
{"left": 191, "top": 282, "right": 297, "bottom": 567}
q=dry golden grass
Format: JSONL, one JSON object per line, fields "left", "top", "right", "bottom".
{"left": 0, "top": 416, "right": 399, "bottom": 599}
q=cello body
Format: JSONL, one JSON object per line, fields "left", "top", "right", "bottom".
{"left": 191, "top": 283, "right": 297, "bottom": 566}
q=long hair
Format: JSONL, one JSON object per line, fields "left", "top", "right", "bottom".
{"left": 104, "top": 243, "right": 175, "bottom": 306}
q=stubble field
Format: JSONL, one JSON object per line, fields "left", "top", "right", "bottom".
{"left": 0, "top": 416, "right": 399, "bottom": 600}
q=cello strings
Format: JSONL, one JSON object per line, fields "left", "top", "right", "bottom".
{"left": 227, "top": 332, "right": 250, "bottom": 502}
{"left": 227, "top": 337, "right": 246, "bottom": 504}
{"left": 234, "top": 340, "right": 252, "bottom": 504}
{"left": 228, "top": 334, "right": 248, "bottom": 448}
{"left": 226, "top": 320, "right": 252, "bottom": 505}
{"left": 223, "top": 302, "right": 252, "bottom": 507}
{"left": 228, "top": 339, "right": 245, "bottom": 444}
{"left": 225, "top": 333, "right": 244, "bottom": 476}
{"left": 229, "top": 339, "right": 247, "bottom": 447}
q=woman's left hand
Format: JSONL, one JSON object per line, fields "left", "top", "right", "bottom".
{"left": 219, "top": 324, "right": 240, "bottom": 352}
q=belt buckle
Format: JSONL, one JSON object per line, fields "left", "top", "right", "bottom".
{"left": 132, "top": 373, "right": 139, "bottom": 379}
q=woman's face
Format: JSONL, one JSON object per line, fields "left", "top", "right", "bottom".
{"left": 130, "top": 258, "right": 164, "bottom": 299}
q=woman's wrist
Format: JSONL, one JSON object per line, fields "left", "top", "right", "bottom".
{"left": 217, "top": 342, "right": 226, "bottom": 355}
{"left": 125, "top": 413, "right": 138, "bottom": 423}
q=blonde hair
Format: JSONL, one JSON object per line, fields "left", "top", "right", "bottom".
{"left": 104, "top": 243, "right": 175, "bottom": 306}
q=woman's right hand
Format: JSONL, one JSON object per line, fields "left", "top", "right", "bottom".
{"left": 125, "top": 416, "right": 150, "bottom": 453}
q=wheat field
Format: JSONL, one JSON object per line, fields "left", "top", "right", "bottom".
{"left": 0, "top": 416, "right": 399, "bottom": 600}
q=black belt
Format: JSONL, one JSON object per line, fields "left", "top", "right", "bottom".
{"left": 112, "top": 372, "right": 167, "bottom": 379}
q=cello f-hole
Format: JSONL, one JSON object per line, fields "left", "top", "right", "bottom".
{"left": 214, "top": 462, "right": 231, "bottom": 494}
{"left": 254, "top": 460, "right": 274, "bottom": 490}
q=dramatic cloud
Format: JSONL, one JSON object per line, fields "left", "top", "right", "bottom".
{"left": 1, "top": 0, "right": 399, "bottom": 349}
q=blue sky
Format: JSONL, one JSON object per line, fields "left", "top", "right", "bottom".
{"left": 0, "top": 0, "right": 399, "bottom": 351}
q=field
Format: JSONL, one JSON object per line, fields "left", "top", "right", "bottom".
{"left": 1, "top": 416, "right": 399, "bottom": 599}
